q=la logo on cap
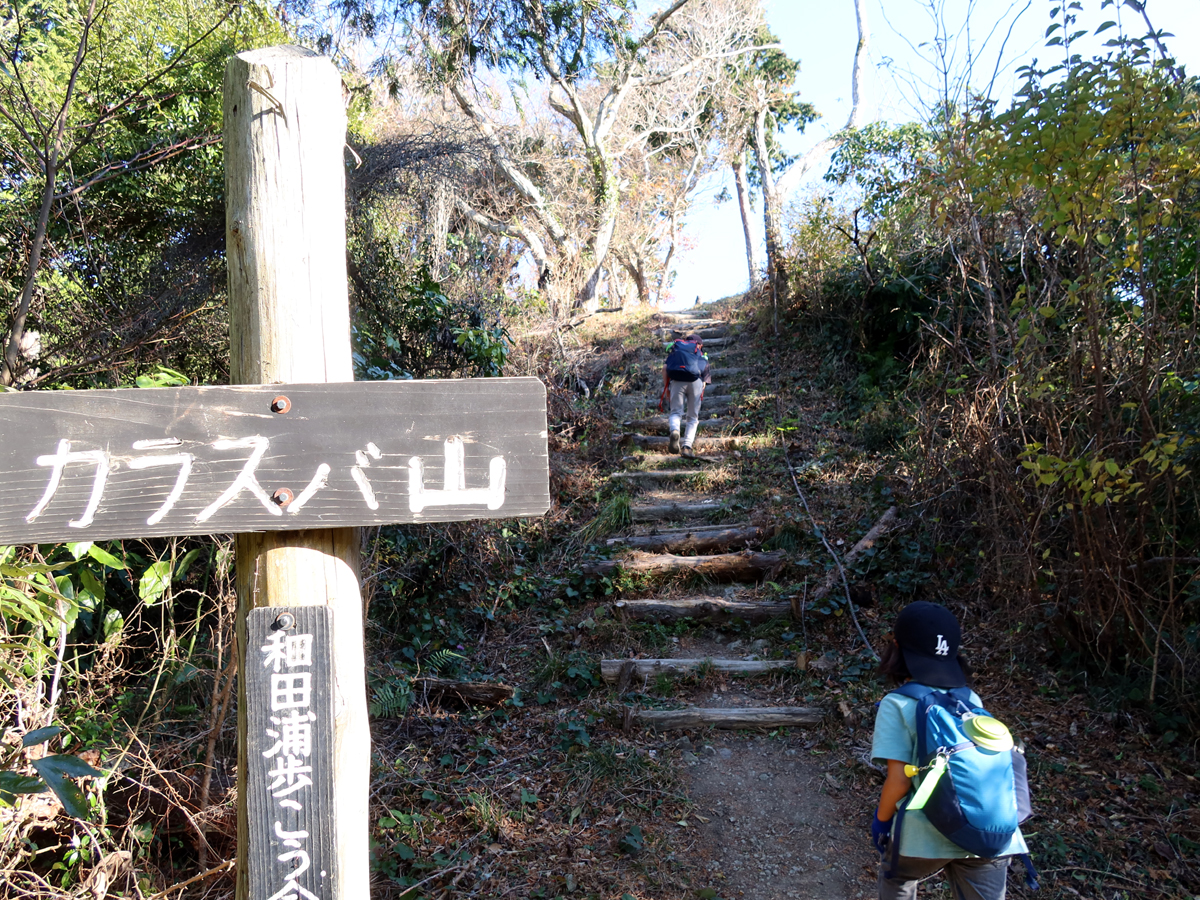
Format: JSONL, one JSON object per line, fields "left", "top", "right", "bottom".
{"left": 934, "top": 635, "right": 950, "bottom": 656}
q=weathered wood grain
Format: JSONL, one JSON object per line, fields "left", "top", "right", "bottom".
{"left": 614, "top": 596, "right": 791, "bottom": 623}
{"left": 601, "top": 658, "right": 796, "bottom": 682}
{"left": 582, "top": 549, "right": 785, "bottom": 581}
{"left": 630, "top": 497, "right": 726, "bottom": 521}
{"left": 413, "top": 678, "right": 515, "bottom": 707}
{"left": 609, "top": 469, "right": 709, "bottom": 483}
{"left": 246, "top": 607, "right": 337, "bottom": 900}
{"left": 0, "top": 379, "right": 550, "bottom": 544}
{"left": 606, "top": 524, "right": 763, "bottom": 553}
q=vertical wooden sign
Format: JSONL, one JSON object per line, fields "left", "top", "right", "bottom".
{"left": 224, "top": 46, "right": 369, "bottom": 900}
{"left": 246, "top": 607, "right": 337, "bottom": 900}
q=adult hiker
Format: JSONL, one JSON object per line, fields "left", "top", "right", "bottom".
{"left": 870, "top": 601, "right": 1034, "bottom": 900}
{"left": 660, "top": 333, "right": 711, "bottom": 457}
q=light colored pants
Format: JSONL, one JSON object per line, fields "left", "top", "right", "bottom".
{"left": 878, "top": 856, "right": 1008, "bottom": 900}
{"left": 668, "top": 378, "right": 704, "bottom": 448}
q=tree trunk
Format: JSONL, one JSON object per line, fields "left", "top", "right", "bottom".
{"left": 1, "top": 0, "right": 97, "bottom": 386}
{"left": 623, "top": 257, "right": 650, "bottom": 306}
{"left": 774, "top": 0, "right": 870, "bottom": 199}
{"left": 412, "top": 678, "right": 515, "bottom": 707}
{"left": 753, "top": 105, "right": 787, "bottom": 325}
{"left": 577, "top": 160, "right": 620, "bottom": 312}
{"left": 732, "top": 156, "right": 760, "bottom": 289}
{"left": 809, "top": 506, "right": 899, "bottom": 604}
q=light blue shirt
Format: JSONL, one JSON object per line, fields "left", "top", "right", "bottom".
{"left": 871, "top": 687, "right": 1029, "bottom": 859}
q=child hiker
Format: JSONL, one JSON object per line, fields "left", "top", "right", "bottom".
{"left": 871, "top": 601, "right": 1034, "bottom": 900}
{"left": 660, "top": 333, "right": 711, "bottom": 457}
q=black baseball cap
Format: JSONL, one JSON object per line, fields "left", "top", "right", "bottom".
{"left": 894, "top": 601, "right": 966, "bottom": 688}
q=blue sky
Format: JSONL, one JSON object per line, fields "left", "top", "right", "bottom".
{"left": 665, "top": 0, "right": 1200, "bottom": 309}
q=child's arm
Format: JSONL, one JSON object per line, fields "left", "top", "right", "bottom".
{"left": 876, "top": 759, "right": 912, "bottom": 820}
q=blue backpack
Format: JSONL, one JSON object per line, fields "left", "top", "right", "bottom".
{"left": 889, "top": 684, "right": 1037, "bottom": 886}
{"left": 664, "top": 341, "right": 705, "bottom": 381}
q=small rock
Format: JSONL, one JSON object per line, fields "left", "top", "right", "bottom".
{"left": 719, "top": 748, "right": 733, "bottom": 759}
{"left": 681, "top": 751, "right": 699, "bottom": 765}
{"left": 750, "top": 638, "right": 770, "bottom": 651}
{"left": 759, "top": 773, "right": 771, "bottom": 781}
{"left": 727, "top": 639, "right": 744, "bottom": 651}
{"left": 772, "top": 494, "right": 782, "bottom": 502}
{"left": 702, "top": 745, "right": 716, "bottom": 756}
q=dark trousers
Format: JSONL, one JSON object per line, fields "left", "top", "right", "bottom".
{"left": 878, "top": 855, "right": 1008, "bottom": 900}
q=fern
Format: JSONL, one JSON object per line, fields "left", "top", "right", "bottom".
{"left": 423, "top": 649, "right": 463, "bottom": 675}
{"left": 368, "top": 679, "right": 413, "bottom": 718}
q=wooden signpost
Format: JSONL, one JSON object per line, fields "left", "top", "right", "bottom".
{"left": 0, "top": 380, "right": 549, "bottom": 545}
{"left": 0, "top": 46, "right": 549, "bottom": 900}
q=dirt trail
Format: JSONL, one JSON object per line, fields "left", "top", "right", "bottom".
{"left": 591, "top": 304, "right": 877, "bottom": 899}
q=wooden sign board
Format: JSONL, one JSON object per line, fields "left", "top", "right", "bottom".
{"left": 0, "top": 378, "right": 549, "bottom": 545}
{"left": 246, "top": 606, "right": 337, "bottom": 900}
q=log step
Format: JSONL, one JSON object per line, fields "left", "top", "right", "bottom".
{"left": 620, "top": 453, "right": 730, "bottom": 467}
{"left": 581, "top": 550, "right": 785, "bottom": 581}
{"left": 709, "top": 367, "right": 744, "bottom": 378}
{"left": 657, "top": 325, "right": 730, "bottom": 339}
{"left": 621, "top": 434, "right": 753, "bottom": 451}
{"left": 606, "top": 524, "right": 764, "bottom": 553}
{"left": 622, "top": 415, "right": 733, "bottom": 434}
{"left": 633, "top": 706, "right": 824, "bottom": 730}
{"left": 620, "top": 397, "right": 733, "bottom": 415}
{"left": 630, "top": 497, "right": 726, "bottom": 521}
{"left": 614, "top": 596, "right": 791, "bottom": 622}
{"left": 609, "top": 469, "right": 709, "bottom": 483}
{"left": 602, "top": 657, "right": 796, "bottom": 683}
{"left": 657, "top": 316, "right": 725, "bottom": 326}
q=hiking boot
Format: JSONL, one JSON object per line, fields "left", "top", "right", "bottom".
{"left": 668, "top": 431, "right": 681, "bottom": 453}
{"left": 681, "top": 446, "right": 695, "bottom": 458}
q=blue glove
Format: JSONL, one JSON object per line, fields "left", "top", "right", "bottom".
{"left": 870, "top": 811, "right": 892, "bottom": 856}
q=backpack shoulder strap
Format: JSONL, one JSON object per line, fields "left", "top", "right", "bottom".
{"left": 891, "top": 683, "right": 934, "bottom": 701}
{"left": 888, "top": 683, "right": 941, "bottom": 761}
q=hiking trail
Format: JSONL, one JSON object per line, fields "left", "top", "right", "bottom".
{"left": 582, "top": 303, "right": 878, "bottom": 899}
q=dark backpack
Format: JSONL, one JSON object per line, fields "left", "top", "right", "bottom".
{"left": 665, "top": 341, "right": 705, "bottom": 381}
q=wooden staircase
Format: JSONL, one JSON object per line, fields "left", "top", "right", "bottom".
{"left": 589, "top": 304, "right": 825, "bottom": 732}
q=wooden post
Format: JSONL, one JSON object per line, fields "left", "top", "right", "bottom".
{"left": 223, "top": 46, "right": 369, "bottom": 899}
